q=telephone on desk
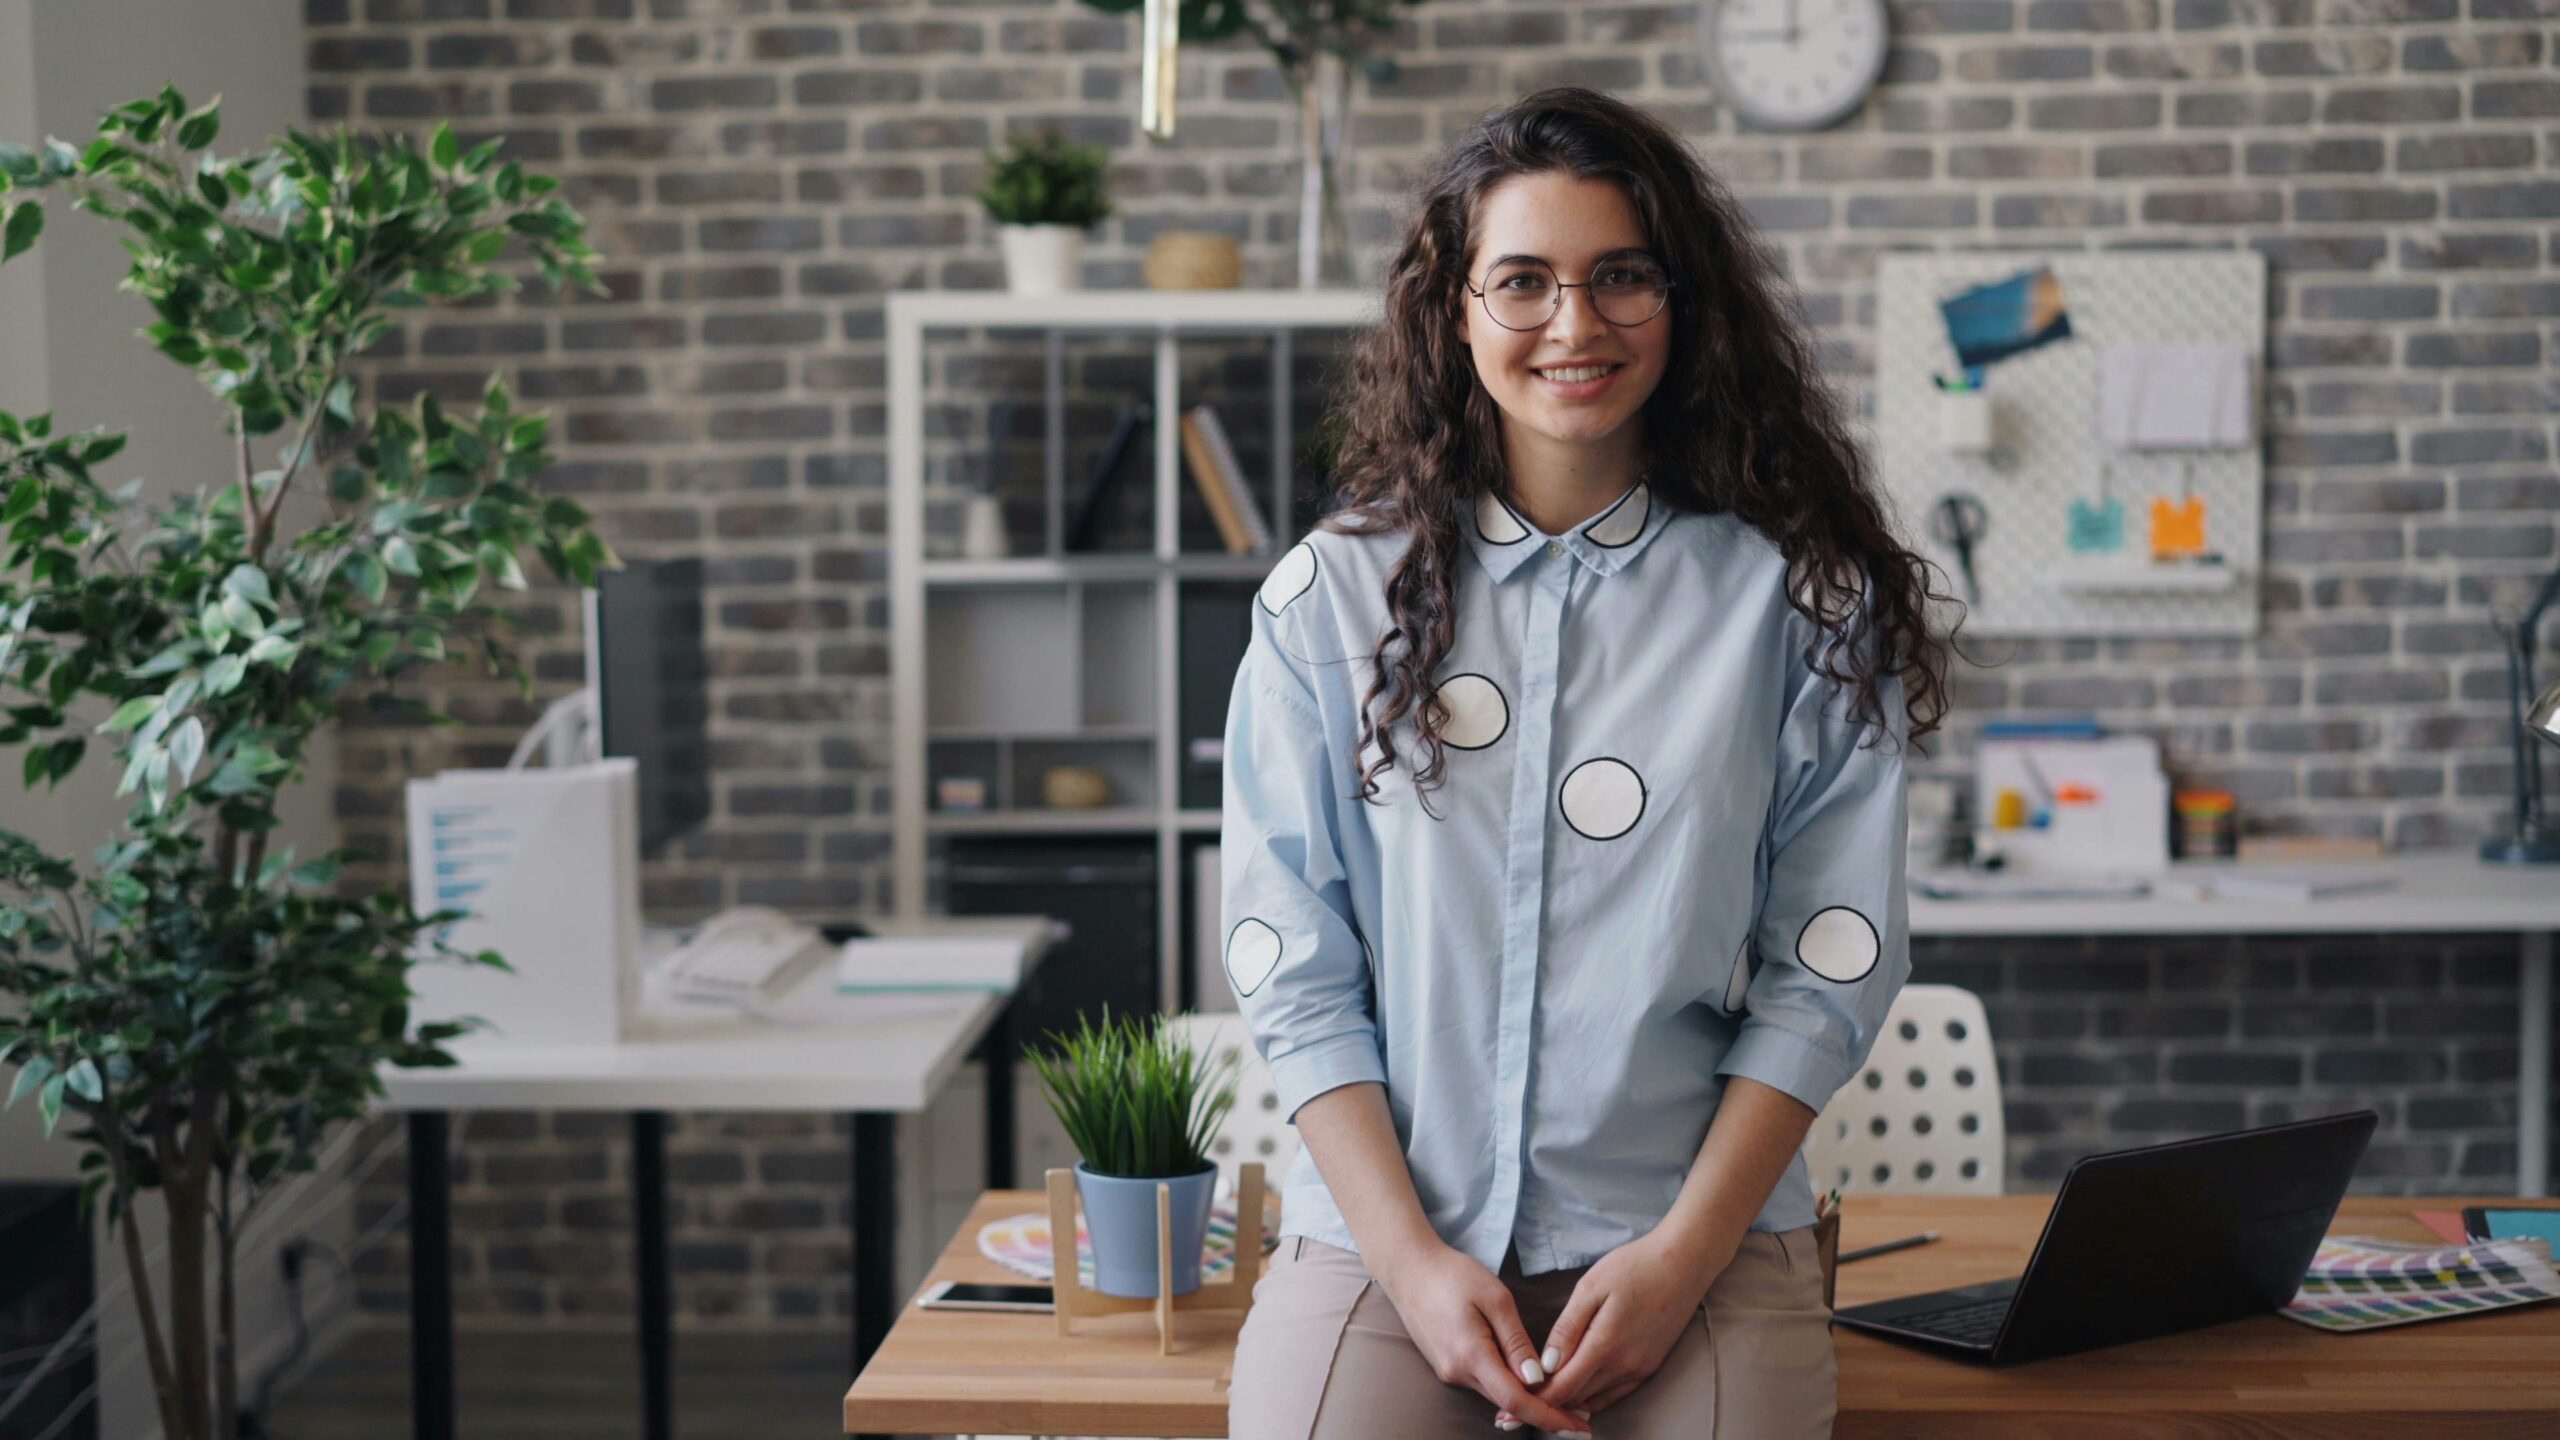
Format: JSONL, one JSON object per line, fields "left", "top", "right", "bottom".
{"left": 645, "top": 906, "right": 871, "bottom": 1009}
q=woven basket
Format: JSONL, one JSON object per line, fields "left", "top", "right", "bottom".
{"left": 1144, "top": 231, "right": 1243, "bottom": 290}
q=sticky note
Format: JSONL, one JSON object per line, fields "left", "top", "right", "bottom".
{"left": 2148, "top": 495, "right": 2208, "bottom": 558}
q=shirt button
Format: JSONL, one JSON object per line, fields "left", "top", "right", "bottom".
{"left": 1546, "top": 540, "right": 1563, "bottom": 557}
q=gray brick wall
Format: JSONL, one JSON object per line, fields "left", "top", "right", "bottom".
{"left": 306, "top": 0, "right": 2558, "bottom": 1325}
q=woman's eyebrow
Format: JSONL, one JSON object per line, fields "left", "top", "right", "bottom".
{"left": 1485, "top": 245, "right": 1658, "bottom": 266}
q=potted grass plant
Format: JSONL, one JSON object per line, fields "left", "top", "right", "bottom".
{"left": 1027, "top": 1008, "right": 1239, "bottom": 1298}
{"left": 975, "top": 125, "right": 1113, "bottom": 296}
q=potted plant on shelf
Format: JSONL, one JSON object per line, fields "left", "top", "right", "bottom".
{"left": 975, "top": 125, "right": 1114, "bottom": 296}
{"left": 1027, "top": 1008, "right": 1239, "bottom": 1298}
{"left": 0, "top": 89, "right": 611, "bottom": 1440}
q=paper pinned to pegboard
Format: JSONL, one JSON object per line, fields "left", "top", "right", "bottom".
{"left": 1875, "top": 253, "right": 2266, "bottom": 638}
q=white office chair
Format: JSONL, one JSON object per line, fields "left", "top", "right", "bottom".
{"left": 1167, "top": 1011, "right": 1299, "bottom": 1199}
{"left": 1800, "top": 983, "right": 2006, "bottom": 1195}
{"left": 967, "top": 1015, "right": 1288, "bottom": 1440}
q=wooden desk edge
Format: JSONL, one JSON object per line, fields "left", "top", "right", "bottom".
{"left": 845, "top": 1192, "right": 2560, "bottom": 1436}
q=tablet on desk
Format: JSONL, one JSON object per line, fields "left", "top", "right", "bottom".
{"left": 917, "top": 1280, "right": 1055, "bottom": 1314}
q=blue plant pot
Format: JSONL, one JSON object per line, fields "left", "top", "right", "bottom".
{"left": 1075, "top": 1161, "right": 1217, "bottom": 1300}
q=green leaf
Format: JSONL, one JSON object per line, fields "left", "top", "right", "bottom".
{"left": 466, "top": 229, "right": 508, "bottom": 264}
{"left": 63, "top": 1057, "right": 101, "bottom": 1104}
{"left": 101, "top": 695, "right": 160, "bottom": 732}
{"left": 0, "top": 201, "right": 39, "bottom": 262}
{"left": 38, "top": 1073, "right": 64, "bottom": 1134}
{"left": 430, "top": 121, "right": 460, "bottom": 172}
{"left": 224, "top": 563, "right": 273, "bottom": 608}
{"left": 168, "top": 716, "right": 205, "bottom": 785}
{"left": 3, "top": 476, "right": 39, "bottom": 522}
{"left": 382, "top": 535, "right": 421, "bottom": 577}
{"left": 176, "top": 96, "right": 221, "bottom": 150}
{"left": 342, "top": 551, "right": 387, "bottom": 603}
{"left": 7, "top": 1055, "right": 51, "bottom": 1109}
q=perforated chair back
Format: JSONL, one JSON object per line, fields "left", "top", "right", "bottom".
{"left": 1166, "top": 1012, "right": 1299, "bottom": 1199}
{"left": 1800, "top": 984, "right": 2005, "bottom": 1195}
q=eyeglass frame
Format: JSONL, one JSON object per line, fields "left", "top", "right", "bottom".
{"left": 1463, "top": 250, "right": 1678, "bottom": 331}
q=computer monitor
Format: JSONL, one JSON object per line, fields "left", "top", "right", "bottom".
{"left": 585, "top": 557, "right": 711, "bottom": 856}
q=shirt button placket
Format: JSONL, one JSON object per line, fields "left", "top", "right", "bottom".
{"left": 1490, "top": 554, "right": 1568, "bottom": 1268}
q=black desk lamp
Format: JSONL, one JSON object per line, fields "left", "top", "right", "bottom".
{"left": 2481, "top": 562, "right": 2560, "bottom": 864}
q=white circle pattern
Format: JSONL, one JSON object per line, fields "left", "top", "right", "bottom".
{"left": 1795, "top": 906, "right": 1880, "bottom": 984}
{"left": 1225, "top": 917, "right": 1283, "bottom": 996}
{"left": 1558, "top": 757, "right": 1646, "bottom": 840}
{"left": 1257, "top": 541, "right": 1318, "bottom": 615}
{"left": 1432, "top": 673, "right": 1510, "bottom": 750}
{"left": 1584, "top": 482, "right": 1650, "bottom": 548}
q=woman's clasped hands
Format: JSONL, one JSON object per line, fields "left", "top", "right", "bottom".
{"left": 1492, "top": 1226, "right": 1729, "bottom": 1432}
{"left": 1370, "top": 1242, "right": 1593, "bottom": 1438}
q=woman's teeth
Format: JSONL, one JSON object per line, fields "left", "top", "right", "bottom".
{"left": 1534, "top": 364, "right": 1620, "bottom": 382}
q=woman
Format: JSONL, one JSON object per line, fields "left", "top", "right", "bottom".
{"left": 1219, "top": 87, "right": 1949, "bottom": 1439}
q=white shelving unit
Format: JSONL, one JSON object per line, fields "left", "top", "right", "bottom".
{"left": 887, "top": 288, "right": 1378, "bottom": 1013}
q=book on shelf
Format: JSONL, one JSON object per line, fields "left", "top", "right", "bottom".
{"left": 1066, "top": 398, "right": 1149, "bottom": 553}
{"left": 1178, "top": 405, "right": 1258, "bottom": 555}
{"left": 1190, "top": 404, "right": 1272, "bottom": 553}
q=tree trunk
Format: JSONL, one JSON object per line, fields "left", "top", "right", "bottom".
{"left": 165, "top": 1174, "right": 211, "bottom": 1440}
{"left": 217, "top": 1166, "right": 238, "bottom": 1440}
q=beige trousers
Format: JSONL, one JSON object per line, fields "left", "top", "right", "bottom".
{"left": 1228, "top": 1228, "right": 1836, "bottom": 1439}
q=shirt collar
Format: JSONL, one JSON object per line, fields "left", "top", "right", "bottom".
{"left": 1468, "top": 478, "right": 1671, "bottom": 583}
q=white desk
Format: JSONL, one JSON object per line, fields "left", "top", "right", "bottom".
{"left": 374, "top": 915, "right": 1052, "bottom": 1440}
{"left": 1910, "top": 848, "right": 2559, "bottom": 1196}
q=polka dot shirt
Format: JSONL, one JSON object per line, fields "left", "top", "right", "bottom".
{"left": 1221, "top": 480, "right": 1912, "bottom": 1276}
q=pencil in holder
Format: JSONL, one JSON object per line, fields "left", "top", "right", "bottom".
{"left": 1813, "top": 1202, "right": 1841, "bottom": 1316}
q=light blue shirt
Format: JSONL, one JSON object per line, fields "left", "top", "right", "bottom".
{"left": 1219, "top": 479, "right": 1911, "bottom": 1276}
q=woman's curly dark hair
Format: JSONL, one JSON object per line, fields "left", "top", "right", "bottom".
{"left": 1313, "top": 85, "right": 1952, "bottom": 810}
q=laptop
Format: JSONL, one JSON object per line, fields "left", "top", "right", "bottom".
{"left": 1832, "top": 1110, "right": 2377, "bottom": 1364}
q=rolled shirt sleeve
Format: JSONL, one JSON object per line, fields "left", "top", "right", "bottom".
{"left": 1717, "top": 588, "right": 1913, "bottom": 1118}
{"left": 1220, "top": 592, "right": 1387, "bottom": 1123}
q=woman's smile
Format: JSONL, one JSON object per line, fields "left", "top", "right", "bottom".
{"left": 1531, "top": 362, "right": 1626, "bottom": 398}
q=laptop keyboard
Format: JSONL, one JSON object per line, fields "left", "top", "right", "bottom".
{"left": 1895, "top": 1296, "right": 2010, "bottom": 1347}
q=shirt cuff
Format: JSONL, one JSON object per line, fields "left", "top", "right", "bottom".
{"left": 1266, "top": 1029, "right": 1388, "bottom": 1124}
{"left": 1716, "top": 1018, "right": 1858, "bottom": 1118}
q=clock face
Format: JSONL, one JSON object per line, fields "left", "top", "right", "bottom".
{"left": 1704, "top": 0, "right": 1891, "bottom": 131}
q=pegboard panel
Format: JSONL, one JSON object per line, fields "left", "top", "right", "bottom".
{"left": 1875, "top": 252, "right": 2266, "bottom": 637}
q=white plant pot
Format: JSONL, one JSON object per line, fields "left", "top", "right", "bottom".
{"left": 998, "top": 223, "right": 1085, "bottom": 295}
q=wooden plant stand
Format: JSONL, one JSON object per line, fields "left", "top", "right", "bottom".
{"left": 1044, "top": 1162, "right": 1266, "bottom": 1355}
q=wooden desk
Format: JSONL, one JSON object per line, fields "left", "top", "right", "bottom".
{"left": 844, "top": 1190, "right": 2560, "bottom": 1438}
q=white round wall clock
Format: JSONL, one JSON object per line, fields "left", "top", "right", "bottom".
{"left": 1701, "top": 0, "right": 1891, "bottom": 132}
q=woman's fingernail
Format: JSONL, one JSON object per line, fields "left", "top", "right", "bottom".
{"left": 1518, "top": 1356, "right": 1545, "bottom": 1384}
{"left": 1494, "top": 1418, "right": 1521, "bottom": 1433}
{"left": 1542, "top": 1345, "right": 1561, "bottom": 1371}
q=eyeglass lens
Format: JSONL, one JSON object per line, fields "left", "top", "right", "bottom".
{"left": 1479, "top": 253, "right": 1670, "bottom": 329}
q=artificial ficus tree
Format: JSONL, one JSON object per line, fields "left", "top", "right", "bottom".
{"left": 0, "top": 86, "right": 615, "bottom": 1440}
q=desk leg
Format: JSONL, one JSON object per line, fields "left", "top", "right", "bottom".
{"left": 2524, "top": 932, "right": 2552, "bottom": 1198}
{"left": 850, "top": 1109, "right": 897, "bottom": 1433}
{"left": 407, "top": 1111, "right": 455, "bottom": 1440}
{"left": 984, "top": 1000, "right": 1016, "bottom": 1190}
{"left": 632, "top": 1111, "right": 673, "bottom": 1440}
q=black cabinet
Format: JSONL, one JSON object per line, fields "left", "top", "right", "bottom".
{"left": 1, "top": 1185, "right": 95, "bottom": 1440}
{"left": 945, "top": 836, "right": 1158, "bottom": 1055}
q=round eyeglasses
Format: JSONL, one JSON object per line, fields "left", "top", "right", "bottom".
{"left": 1465, "top": 253, "right": 1676, "bottom": 331}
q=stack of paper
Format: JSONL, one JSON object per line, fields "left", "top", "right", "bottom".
{"left": 2282, "top": 1234, "right": 2560, "bottom": 1333}
{"left": 836, "top": 933, "right": 1026, "bottom": 993}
